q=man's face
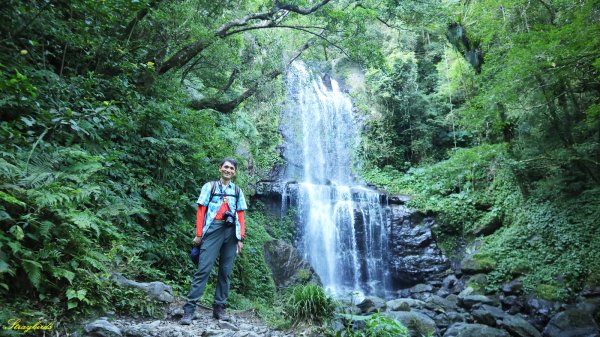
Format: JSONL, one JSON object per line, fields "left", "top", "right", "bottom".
{"left": 219, "top": 161, "right": 236, "bottom": 180}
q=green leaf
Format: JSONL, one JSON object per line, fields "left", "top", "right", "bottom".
{"left": 22, "top": 259, "right": 42, "bottom": 289}
{"left": 0, "top": 191, "right": 26, "bottom": 207}
{"left": 0, "top": 260, "right": 10, "bottom": 273}
{"left": 9, "top": 225, "right": 24, "bottom": 241}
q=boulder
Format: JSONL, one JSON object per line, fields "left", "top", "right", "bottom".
{"left": 501, "top": 314, "right": 541, "bottom": 337}
{"left": 525, "top": 296, "right": 561, "bottom": 329}
{"left": 443, "top": 323, "right": 510, "bottom": 337}
{"left": 502, "top": 278, "right": 524, "bottom": 295}
{"left": 424, "top": 294, "right": 459, "bottom": 312}
{"left": 433, "top": 311, "right": 469, "bottom": 330}
{"left": 438, "top": 274, "right": 464, "bottom": 296}
{"left": 263, "top": 239, "right": 320, "bottom": 288}
{"left": 471, "top": 304, "right": 507, "bottom": 325}
{"left": 356, "top": 296, "right": 387, "bottom": 314}
{"left": 388, "top": 195, "right": 412, "bottom": 204}
{"left": 581, "top": 285, "right": 600, "bottom": 298}
{"left": 459, "top": 240, "right": 496, "bottom": 275}
{"left": 84, "top": 319, "right": 122, "bottom": 337}
{"left": 109, "top": 273, "right": 174, "bottom": 302}
{"left": 472, "top": 304, "right": 541, "bottom": 337}
{"left": 411, "top": 283, "right": 434, "bottom": 294}
{"left": 542, "top": 308, "right": 600, "bottom": 337}
{"left": 500, "top": 294, "right": 527, "bottom": 315}
{"left": 122, "top": 321, "right": 161, "bottom": 337}
{"left": 384, "top": 311, "right": 437, "bottom": 337}
{"left": 386, "top": 298, "right": 427, "bottom": 311}
{"left": 458, "top": 294, "right": 500, "bottom": 309}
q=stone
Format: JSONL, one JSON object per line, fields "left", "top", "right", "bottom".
{"left": 471, "top": 304, "right": 541, "bottom": 337}
{"left": 581, "top": 285, "right": 600, "bottom": 298}
{"left": 218, "top": 321, "right": 239, "bottom": 331}
{"left": 525, "top": 296, "right": 561, "bottom": 329}
{"left": 500, "top": 294, "right": 526, "bottom": 315}
{"left": 386, "top": 298, "right": 426, "bottom": 311}
{"left": 356, "top": 296, "right": 387, "bottom": 314}
{"left": 84, "top": 319, "right": 122, "bottom": 337}
{"left": 472, "top": 213, "right": 502, "bottom": 236}
{"left": 501, "top": 313, "right": 541, "bottom": 337}
{"left": 411, "top": 283, "right": 434, "bottom": 293}
{"left": 388, "top": 195, "right": 412, "bottom": 204}
{"left": 263, "top": 239, "right": 320, "bottom": 288}
{"left": 466, "top": 274, "right": 489, "bottom": 295}
{"left": 458, "top": 294, "right": 500, "bottom": 309}
{"left": 434, "top": 310, "right": 472, "bottom": 331}
{"left": 502, "top": 278, "right": 524, "bottom": 295}
{"left": 543, "top": 308, "right": 600, "bottom": 337}
{"left": 424, "top": 294, "right": 458, "bottom": 312}
{"left": 472, "top": 304, "right": 506, "bottom": 326}
{"left": 576, "top": 297, "right": 600, "bottom": 316}
{"left": 109, "top": 273, "right": 174, "bottom": 302}
{"left": 443, "top": 323, "right": 510, "bottom": 337}
{"left": 459, "top": 240, "right": 496, "bottom": 275}
{"left": 384, "top": 311, "right": 437, "bottom": 337}
{"left": 460, "top": 255, "right": 495, "bottom": 275}
{"left": 440, "top": 274, "right": 463, "bottom": 295}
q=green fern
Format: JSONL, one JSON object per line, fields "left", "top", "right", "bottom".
{"left": 22, "top": 259, "right": 43, "bottom": 289}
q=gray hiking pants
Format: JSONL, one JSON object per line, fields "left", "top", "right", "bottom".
{"left": 183, "top": 220, "right": 238, "bottom": 313}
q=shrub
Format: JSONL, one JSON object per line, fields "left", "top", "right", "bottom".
{"left": 333, "top": 313, "right": 410, "bottom": 337}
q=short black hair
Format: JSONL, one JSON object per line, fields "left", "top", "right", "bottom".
{"left": 220, "top": 158, "right": 238, "bottom": 169}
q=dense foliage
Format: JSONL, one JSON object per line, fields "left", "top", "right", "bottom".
{"left": 0, "top": 0, "right": 301, "bottom": 328}
{"left": 357, "top": 0, "right": 600, "bottom": 300}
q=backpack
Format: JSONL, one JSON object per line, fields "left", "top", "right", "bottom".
{"left": 208, "top": 181, "right": 240, "bottom": 211}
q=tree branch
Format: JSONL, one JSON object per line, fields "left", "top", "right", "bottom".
{"left": 276, "top": 26, "right": 350, "bottom": 58}
{"left": 220, "top": 68, "right": 240, "bottom": 93}
{"left": 275, "top": 0, "right": 333, "bottom": 15}
{"left": 121, "top": 0, "right": 164, "bottom": 42}
{"left": 160, "top": 0, "right": 332, "bottom": 74}
{"left": 190, "top": 40, "right": 313, "bottom": 113}
{"left": 158, "top": 38, "right": 212, "bottom": 74}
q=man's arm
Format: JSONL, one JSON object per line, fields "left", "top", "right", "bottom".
{"left": 196, "top": 205, "right": 207, "bottom": 237}
{"left": 237, "top": 210, "right": 245, "bottom": 241}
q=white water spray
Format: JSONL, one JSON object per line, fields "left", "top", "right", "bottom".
{"left": 280, "top": 62, "right": 392, "bottom": 297}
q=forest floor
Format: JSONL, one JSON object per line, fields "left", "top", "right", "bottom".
{"left": 82, "top": 299, "right": 314, "bottom": 337}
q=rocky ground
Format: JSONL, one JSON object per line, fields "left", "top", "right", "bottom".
{"left": 84, "top": 301, "right": 310, "bottom": 337}
{"left": 340, "top": 277, "right": 600, "bottom": 337}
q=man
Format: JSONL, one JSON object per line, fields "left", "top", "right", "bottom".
{"left": 180, "top": 158, "right": 248, "bottom": 325}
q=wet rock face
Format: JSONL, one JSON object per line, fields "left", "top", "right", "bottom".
{"left": 388, "top": 205, "right": 451, "bottom": 287}
{"left": 263, "top": 239, "right": 321, "bottom": 288}
{"left": 542, "top": 308, "right": 600, "bottom": 337}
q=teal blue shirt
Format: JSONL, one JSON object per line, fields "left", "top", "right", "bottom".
{"left": 196, "top": 181, "right": 248, "bottom": 240}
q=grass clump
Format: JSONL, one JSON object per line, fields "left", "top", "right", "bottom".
{"left": 284, "top": 283, "right": 336, "bottom": 325}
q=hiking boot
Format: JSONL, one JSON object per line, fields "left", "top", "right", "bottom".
{"left": 180, "top": 311, "right": 193, "bottom": 325}
{"left": 212, "top": 303, "right": 231, "bottom": 321}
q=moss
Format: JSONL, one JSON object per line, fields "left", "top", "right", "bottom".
{"left": 536, "top": 284, "right": 564, "bottom": 301}
{"left": 473, "top": 254, "right": 497, "bottom": 270}
{"left": 433, "top": 230, "right": 461, "bottom": 258}
{"left": 467, "top": 274, "right": 488, "bottom": 293}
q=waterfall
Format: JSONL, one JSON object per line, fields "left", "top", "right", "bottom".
{"left": 280, "top": 62, "right": 392, "bottom": 297}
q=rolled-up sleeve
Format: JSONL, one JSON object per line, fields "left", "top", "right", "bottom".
{"left": 236, "top": 189, "right": 248, "bottom": 211}
{"left": 196, "top": 182, "right": 212, "bottom": 206}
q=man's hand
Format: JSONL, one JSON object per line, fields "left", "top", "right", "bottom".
{"left": 193, "top": 236, "right": 202, "bottom": 246}
{"left": 236, "top": 241, "right": 244, "bottom": 254}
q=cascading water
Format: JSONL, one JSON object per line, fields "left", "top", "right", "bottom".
{"left": 280, "top": 62, "right": 392, "bottom": 297}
